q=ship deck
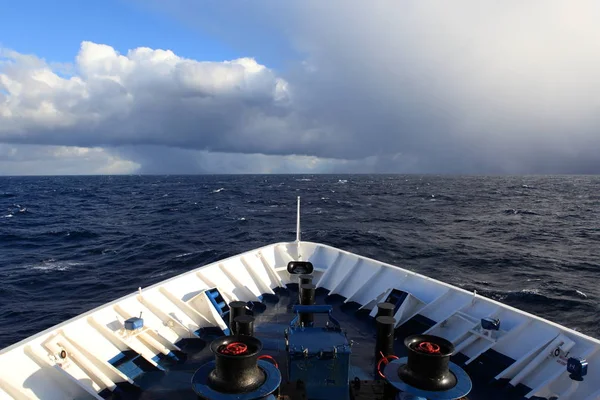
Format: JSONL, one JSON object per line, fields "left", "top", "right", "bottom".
{"left": 2, "top": 241, "right": 597, "bottom": 400}
{"left": 102, "top": 284, "right": 539, "bottom": 400}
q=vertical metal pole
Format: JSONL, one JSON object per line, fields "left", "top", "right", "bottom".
{"left": 229, "top": 301, "right": 247, "bottom": 334}
{"left": 234, "top": 315, "right": 255, "bottom": 336}
{"left": 299, "top": 283, "right": 316, "bottom": 326}
{"left": 376, "top": 302, "right": 395, "bottom": 318}
{"left": 375, "top": 316, "right": 396, "bottom": 364}
{"left": 296, "top": 196, "right": 302, "bottom": 260}
{"left": 296, "top": 196, "right": 301, "bottom": 242}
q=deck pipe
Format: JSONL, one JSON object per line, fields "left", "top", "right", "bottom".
{"left": 298, "top": 274, "right": 313, "bottom": 302}
{"left": 229, "top": 301, "right": 247, "bottom": 334}
{"left": 207, "top": 335, "right": 266, "bottom": 394}
{"left": 299, "top": 283, "right": 316, "bottom": 326}
{"left": 298, "top": 274, "right": 313, "bottom": 285}
{"left": 376, "top": 302, "right": 395, "bottom": 318}
{"left": 375, "top": 316, "right": 396, "bottom": 362}
{"left": 235, "top": 315, "right": 255, "bottom": 337}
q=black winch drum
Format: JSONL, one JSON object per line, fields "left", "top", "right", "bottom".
{"left": 191, "top": 335, "right": 281, "bottom": 399}
{"left": 383, "top": 334, "right": 472, "bottom": 399}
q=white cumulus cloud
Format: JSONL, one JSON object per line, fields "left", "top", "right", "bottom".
{"left": 0, "top": 42, "right": 321, "bottom": 155}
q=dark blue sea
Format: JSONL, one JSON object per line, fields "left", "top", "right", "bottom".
{"left": 1, "top": 175, "right": 599, "bottom": 348}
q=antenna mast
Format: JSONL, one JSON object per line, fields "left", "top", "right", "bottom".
{"left": 296, "top": 196, "right": 301, "bottom": 242}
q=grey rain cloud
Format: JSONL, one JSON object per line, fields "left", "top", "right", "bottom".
{"left": 2, "top": 0, "right": 600, "bottom": 174}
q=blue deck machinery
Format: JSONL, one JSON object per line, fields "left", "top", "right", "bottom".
{"left": 286, "top": 281, "right": 352, "bottom": 399}
{"left": 190, "top": 261, "right": 473, "bottom": 400}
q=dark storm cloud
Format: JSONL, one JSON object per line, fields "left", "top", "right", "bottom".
{"left": 150, "top": 0, "right": 600, "bottom": 173}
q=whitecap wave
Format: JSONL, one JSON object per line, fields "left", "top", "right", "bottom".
{"left": 213, "top": 188, "right": 225, "bottom": 193}
{"left": 504, "top": 208, "right": 538, "bottom": 216}
{"left": 174, "top": 252, "right": 194, "bottom": 258}
{"left": 520, "top": 288, "right": 540, "bottom": 295}
{"left": 29, "top": 260, "right": 82, "bottom": 272}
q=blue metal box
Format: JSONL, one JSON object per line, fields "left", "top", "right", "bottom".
{"left": 287, "top": 305, "right": 351, "bottom": 400}
{"left": 124, "top": 317, "right": 144, "bottom": 331}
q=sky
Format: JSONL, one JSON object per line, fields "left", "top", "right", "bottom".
{"left": 1, "top": 0, "right": 600, "bottom": 175}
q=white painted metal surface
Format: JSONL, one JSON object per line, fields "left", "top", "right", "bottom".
{"left": 0, "top": 241, "right": 598, "bottom": 399}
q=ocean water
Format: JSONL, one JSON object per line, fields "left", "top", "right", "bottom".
{"left": 0, "top": 175, "right": 599, "bottom": 348}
